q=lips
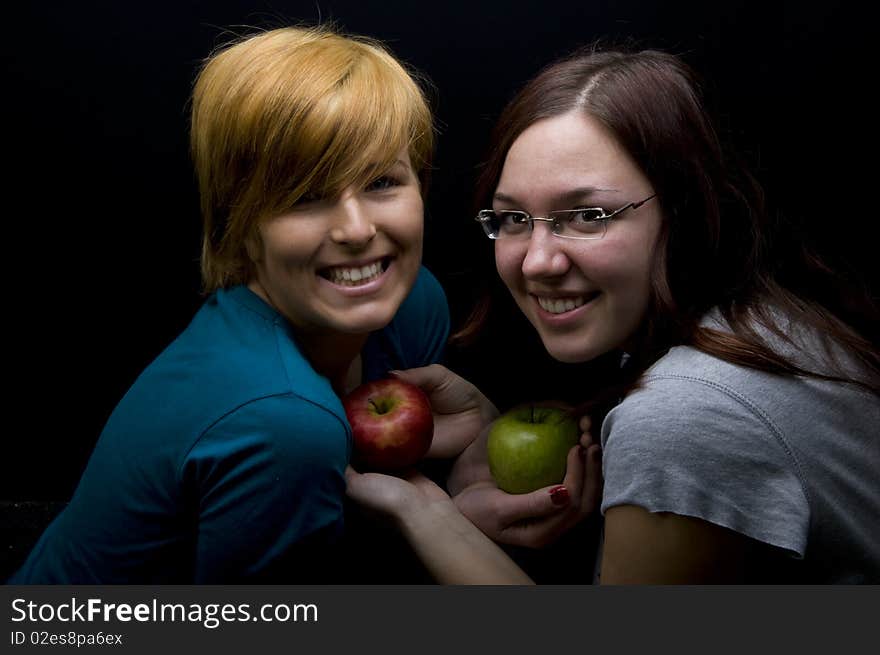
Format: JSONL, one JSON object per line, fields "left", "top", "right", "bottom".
{"left": 318, "top": 256, "right": 392, "bottom": 287}
{"left": 533, "top": 291, "right": 600, "bottom": 315}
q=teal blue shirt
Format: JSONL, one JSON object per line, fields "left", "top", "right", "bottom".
{"left": 10, "top": 267, "right": 449, "bottom": 583}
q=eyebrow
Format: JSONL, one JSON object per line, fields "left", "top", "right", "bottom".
{"left": 367, "top": 159, "right": 411, "bottom": 177}
{"left": 493, "top": 187, "right": 620, "bottom": 205}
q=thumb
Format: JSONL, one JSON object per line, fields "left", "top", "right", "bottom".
{"left": 497, "top": 484, "right": 571, "bottom": 524}
{"left": 344, "top": 465, "right": 366, "bottom": 500}
{"left": 389, "top": 364, "right": 451, "bottom": 394}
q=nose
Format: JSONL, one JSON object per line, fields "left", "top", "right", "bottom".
{"left": 329, "top": 196, "right": 376, "bottom": 247}
{"left": 521, "top": 223, "right": 571, "bottom": 279}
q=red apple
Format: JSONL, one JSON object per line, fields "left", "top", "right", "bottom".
{"left": 343, "top": 377, "right": 434, "bottom": 472}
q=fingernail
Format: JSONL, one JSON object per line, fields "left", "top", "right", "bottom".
{"left": 549, "top": 485, "right": 570, "bottom": 506}
{"left": 388, "top": 370, "right": 402, "bottom": 377}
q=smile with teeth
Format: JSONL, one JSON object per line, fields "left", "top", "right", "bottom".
{"left": 536, "top": 294, "right": 595, "bottom": 314}
{"left": 322, "top": 259, "right": 388, "bottom": 286}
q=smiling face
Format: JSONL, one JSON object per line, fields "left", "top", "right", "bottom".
{"left": 493, "top": 110, "right": 662, "bottom": 363}
{"left": 246, "top": 151, "right": 423, "bottom": 337}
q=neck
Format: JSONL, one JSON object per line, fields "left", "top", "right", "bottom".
{"left": 299, "top": 332, "right": 367, "bottom": 396}
{"left": 247, "top": 279, "right": 366, "bottom": 395}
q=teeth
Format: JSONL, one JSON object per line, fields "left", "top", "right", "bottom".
{"left": 537, "top": 296, "right": 587, "bottom": 314}
{"left": 326, "top": 261, "right": 385, "bottom": 286}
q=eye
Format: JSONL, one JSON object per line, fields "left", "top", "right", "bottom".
{"left": 568, "top": 207, "right": 608, "bottom": 224}
{"left": 497, "top": 210, "right": 530, "bottom": 226}
{"left": 292, "top": 191, "right": 323, "bottom": 207}
{"left": 365, "top": 175, "right": 401, "bottom": 192}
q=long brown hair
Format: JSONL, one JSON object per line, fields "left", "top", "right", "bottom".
{"left": 460, "top": 45, "right": 880, "bottom": 401}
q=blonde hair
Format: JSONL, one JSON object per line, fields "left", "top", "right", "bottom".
{"left": 190, "top": 26, "right": 434, "bottom": 291}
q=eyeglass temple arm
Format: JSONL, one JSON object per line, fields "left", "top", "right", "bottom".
{"left": 630, "top": 193, "right": 657, "bottom": 209}
{"left": 598, "top": 193, "right": 658, "bottom": 220}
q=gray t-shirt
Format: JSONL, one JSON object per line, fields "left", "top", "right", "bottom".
{"left": 600, "top": 311, "right": 880, "bottom": 583}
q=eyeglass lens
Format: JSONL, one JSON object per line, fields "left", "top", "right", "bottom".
{"left": 481, "top": 209, "right": 607, "bottom": 239}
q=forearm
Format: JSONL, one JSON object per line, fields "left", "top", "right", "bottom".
{"left": 398, "top": 499, "right": 533, "bottom": 585}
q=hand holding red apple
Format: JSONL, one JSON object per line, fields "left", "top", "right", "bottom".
{"left": 343, "top": 377, "right": 434, "bottom": 472}
{"left": 388, "top": 365, "right": 499, "bottom": 459}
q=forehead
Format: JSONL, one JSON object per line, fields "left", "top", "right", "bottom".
{"left": 497, "top": 110, "right": 648, "bottom": 202}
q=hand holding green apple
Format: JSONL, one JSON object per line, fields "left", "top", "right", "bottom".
{"left": 487, "top": 405, "right": 580, "bottom": 494}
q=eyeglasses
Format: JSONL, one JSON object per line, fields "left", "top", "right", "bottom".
{"left": 475, "top": 193, "right": 657, "bottom": 240}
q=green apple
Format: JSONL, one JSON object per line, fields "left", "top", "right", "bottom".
{"left": 487, "top": 405, "right": 579, "bottom": 494}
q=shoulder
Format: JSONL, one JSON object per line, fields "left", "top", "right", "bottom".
{"left": 601, "top": 346, "right": 810, "bottom": 555}
{"left": 604, "top": 348, "right": 787, "bottom": 467}
{"left": 641, "top": 344, "right": 782, "bottom": 412}
{"left": 159, "top": 286, "right": 292, "bottom": 391}
{"left": 182, "top": 393, "right": 350, "bottom": 493}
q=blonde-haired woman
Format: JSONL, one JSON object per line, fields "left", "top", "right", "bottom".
{"left": 10, "top": 26, "right": 448, "bottom": 583}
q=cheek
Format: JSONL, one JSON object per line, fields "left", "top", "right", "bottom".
{"left": 387, "top": 195, "right": 425, "bottom": 244}
{"left": 407, "top": 220, "right": 425, "bottom": 249}
{"left": 494, "top": 242, "right": 525, "bottom": 287}
{"left": 577, "top": 229, "right": 657, "bottom": 289}
{"left": 565, "top": 242, "right": 618, "bottom": 284}
{"left": 258, "top": 227, "right": 323, "bottom": 277}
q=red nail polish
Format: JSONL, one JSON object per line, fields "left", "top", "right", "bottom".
{"left": 549, "top": 485, "right": 570, "bottom": 506}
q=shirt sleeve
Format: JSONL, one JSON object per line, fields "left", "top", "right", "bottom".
{"left": 600, "top": 375, "right": 811, "bottom": 557}
{"left": 181, "top": 394, "right": 348, "bottom": 582}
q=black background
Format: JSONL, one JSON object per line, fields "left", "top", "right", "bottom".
{"left": 3, "top": 1, "right": 874, "bottom": 512}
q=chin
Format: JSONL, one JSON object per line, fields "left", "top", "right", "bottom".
{"left": 539, "top": 332, "right": 608, "bottom": 364}
{"left": 545, "top": 345, "right": 602, "bottom": 364}
{"left": 334, "top": 303, "right": 401, "bottom": 335}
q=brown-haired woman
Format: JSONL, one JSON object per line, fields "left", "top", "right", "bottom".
{"left": 10, "top": 26, "right": 450, "bottom": 583}
{"left": 346, "top": 46, "right": 880, "bottom": 584}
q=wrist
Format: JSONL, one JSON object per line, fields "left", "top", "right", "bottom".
{"left": 398, "top": 495, "right": 462, "bottom": 538}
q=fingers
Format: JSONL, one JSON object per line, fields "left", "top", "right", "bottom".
{"left": 577, "top": 414, "right": 602, "bottom": 512}
{"left": 389, "top": 364, "right": 452, "bottom": 393}
{"left": 581, "top": 444, "right": 603, "bottom": 514}
{"left": 496, "top": 483, "right": 572, "bottom": 525}
{"left": 459, "top": 443, "right": 593, "bottom": 528}
{"left": 344, "top": 465, "right": 360, "bottom": 488}
{"left": 561, "top": 444, "right": 586, "bottom": 503}
{"left": 579, "top": 415, "right": 591, "bottom": 432}
{"left": 343, "top": 465, "right": 370, "bottom": 504}
{"left": 564, "top": 438, "right": 603, "bottom": 513}
{"left": 579, "top": 415, "right": 592, "bottom": 439}
{"left": 579, "top": 414, "right": 602, "bottom": 453}
{"left": 500, "top": 443, "right": 602, "bottom": 547}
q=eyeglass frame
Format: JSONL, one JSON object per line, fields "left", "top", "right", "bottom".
{"left": 474, "top": 193, "right": 657, "bottom": 240}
